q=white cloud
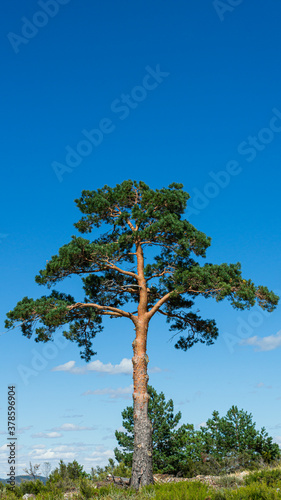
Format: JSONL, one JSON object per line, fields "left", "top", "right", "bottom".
{"left": 51, "top": 423, "right": 96, "bottom": 432}
{"left": 27, "top": 444, "right": 91, "bottom": 463}
{"left": 53, "top": 360, "right": 77, "bottom": 372}
{"left": 53, "top": 358, "right": 162, "bottom": 375}
{"left": 84, "top": 448, "right": 114, "bottom": 464}
{"left": 240, "top": 330, "right": 281, "bottom": 351}
{"left": 197, "top": 422, "right": 207, "bottom": 429}
{"left": 29, "top": 448, "right": 75, "bottom": 461}
{"left": 83, "top": 385, "right": 133, "bottom": 400}
{"left": 0, "top": 442, "right": 99, "bottom": 477}
{"left": 31, "top": 432, "right": 62, "bottom": 438}
{"left": 52, "top": 445, "right": 82, "bottom": 452}
{"left": 53, "top": 358, "right": 133, "bottom": 375}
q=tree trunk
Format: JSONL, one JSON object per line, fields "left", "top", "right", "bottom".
{"left": 131, "top": 321, "right": 154, "bottom": 489}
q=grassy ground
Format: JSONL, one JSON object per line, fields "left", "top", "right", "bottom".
{"left": 2, "top": 467, "right": 281, "bottom": 499}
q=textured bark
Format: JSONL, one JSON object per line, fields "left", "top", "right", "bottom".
{"left": 131, "top": 321, "right": 154, "bottom": 489}
{"left": 130, "top": 243, "right": 154, "bottom": 489}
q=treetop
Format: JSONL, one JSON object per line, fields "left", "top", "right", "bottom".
{"left": 5, "top": 180, "right": 279, "bottom": 360}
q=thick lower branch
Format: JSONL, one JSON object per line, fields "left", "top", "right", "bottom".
{"left": 67, "top": 302, "right": 136, "bottom": 320}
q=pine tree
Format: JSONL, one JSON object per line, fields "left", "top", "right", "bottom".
{"left": 199, "top": 406, "right": 280, "bottom": 471}
{"left": 5, "top": 180, "right": 278, "bottom": 488}
{"left": 114, "top": 385, "right": 185, "bottom": 474}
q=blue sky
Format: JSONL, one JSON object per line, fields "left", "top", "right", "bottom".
{"left": 1, "top": 0, "right": 281, "bottom": 477}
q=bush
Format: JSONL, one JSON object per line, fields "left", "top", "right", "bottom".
{"left": 245, "top": 467, "right": 281, "bottom": 487}
{"left": 5, "top": 483, "right": 22, "bottom": 498}
{"left": 30, "top": 493, "right": 65, "bottom": 500}
{"left": 19, "top": 478, "right": 47, "bottom": 495}
{"left": 213, "top": 482, "right": 281, "bottom": 499}
{"left": 47, "top": 459, "right": 90, "bottom": 491}
{"left": 47, "top": 470, "right": 75, "bottom": 491}
{"left": 216, "top": 474, "right": 245, "bottom": 490}
{"left": 79, "top": 477, "right": 97, "bottom": 499}
{"left": 146, "top": 481, "right": 211, "bottom": 500}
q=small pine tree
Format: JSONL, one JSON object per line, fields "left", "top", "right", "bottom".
{"left": 115, "top": 385, "right": 188, "bottom": 474}
{"left": 199, "top": 406, "right": 280, "bottom": 471}
{"left": 47, "top": 459, "right": 88, "bottom": 489}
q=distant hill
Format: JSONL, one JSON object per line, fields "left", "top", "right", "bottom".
{"left": 0, "top": 475, "right": 47, "bottom": 485}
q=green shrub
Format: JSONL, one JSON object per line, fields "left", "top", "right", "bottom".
{"left": 111, "top": 461, "right": 131, "bottom": 478}
{"left": 5, "top": 483, "right": 22, "bottom": 498}
{"left": 18, "top": 478, "right": 47, "bottom": 495}
{"left": 32, "top": 492, "right": 65, "bottom": 500}
{"left": 216, "top": 474, "right": 245, "bottom": 490}
{"left": 245, "top": 467, "right": 281, "bottom": 487}
{"left": 144, "top": 481, "right": 210, "bottom": 500}
{"left": 213, "top": 482, "right": 281, "bottom": 499}
{"left": 46, "top": 458, "right": 90, "bottom": 492}
{"left": 1, "top": 487, "right": 19, "bottom": 499}
{"left": 79, "top": 477, "right": 97, "bottom": 498}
